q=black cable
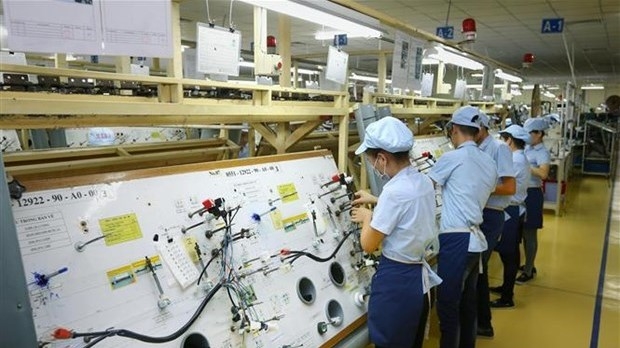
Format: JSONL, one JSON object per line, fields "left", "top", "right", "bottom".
{"left": 196, "top": 250, "right": 220, "bottom": 286}
{"left": 72, "top": 282, "right": 223, "bottom": 345}
{"left": 287, "top": 229, "right": 357, "bottom": 264}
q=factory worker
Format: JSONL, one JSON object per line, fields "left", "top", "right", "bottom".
{"left": 350, "top": 116, "right": 440, "bottom": 348}
{"left": 428, "top": 106, "right": 497, "bottom": 348}
{"left": 517, "top": 117, "right": 551, "bottom": 284}
{"left": 490, "top": 125, "right": 531, "bottom": 308}
{"left": 474, "top": 112, "right": 516, "bottom": 338}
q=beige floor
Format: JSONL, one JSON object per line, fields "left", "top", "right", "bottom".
{"left": 369, "top": 174, "right": 620, "bottom": 348}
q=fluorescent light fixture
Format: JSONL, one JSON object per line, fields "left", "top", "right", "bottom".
{"left": 238, "top": 0, "right": 383, "bottom": 39}
{"left": 297, "top": 68, "right": 320, "bottom": 75}
{"left": 581, "top": 85, "right": 604, "bottom": 90}
{"left": 425, "top": 46, "right": 484, "bottom": 70}
{"left": 545, "top": 85, "right": 560, "bottom": 90}
{"left": 471, "top": 73, "right": 484, "bottom": 78}
{"left": 466, "top": 84, "right": 507, "bottom": 89}
{"left": 314, "top": 30, "right": 376, "bottom": 40}
{"left": 543, "top": 91, "right": 556, "bottom": 98}
{"left": 239, "top": 61, "right": 255, "bottom": 68}
{"left": 523, "top": 85, "right": 535, "bottom": 90}
{"left": 494, "top": 69, "right": 523, "bottom": 83}
{"left": 350, "top": 73, "right": 391, "bottom": 84}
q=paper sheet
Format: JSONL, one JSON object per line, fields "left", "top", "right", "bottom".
{"left": 196, "top": 23, "right": 241, "bottom": 76}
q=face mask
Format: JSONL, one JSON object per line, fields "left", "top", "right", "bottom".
{"left": 373, "top": 156, "right": 390, "bottom": 181}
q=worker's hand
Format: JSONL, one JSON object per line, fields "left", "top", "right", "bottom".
{"left": 352, "top": 190, "right": 378, "bottom": 206}
{"left": 350, "top": 206, "right": 371, "bottom": 223}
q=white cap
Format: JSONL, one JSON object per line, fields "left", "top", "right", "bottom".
{"left": 447, "top": 106, "right": 482, "bottom": 129}
{"left": 355, "top": 117, "right": 414, "bottom": 155}
{"left": 523, "top": 117, "right": 550, "bottom": 132}
{"left": 500, "top": 125, "right": 531, "bottom": 144}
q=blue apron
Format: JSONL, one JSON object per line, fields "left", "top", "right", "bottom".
{"left": 494, "top": 205, "right": 522, "bottom": 300}
{"left": 368, "top": 255, "right": 425, "bottom": 348}
{"left": 524, "top": 187, "right": 544, "bottom": 229}
{"left": 478, "top": 208, "right": 505, "bottom": 328}
{"left": 436, "top": 233, "right": 479, "bottom": 348}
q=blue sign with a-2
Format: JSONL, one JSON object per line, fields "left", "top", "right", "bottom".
{"left": 436, "top": 26, "right": 454, "bottom": 39}
{"left": 541, "top": 18, "right": 564, "bottom": 33}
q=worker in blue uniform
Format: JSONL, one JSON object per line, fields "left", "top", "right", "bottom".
{"left": 351, "top": 116, "right": 440, "bottom": 348}
{"left": 517, "top": 117, "right": 551, "bottom": 283}
{"left": 490, "top": 125, "right": 531, "bottom": 307}
{"left": 428, "top": 106, "right": 497, "bottom": 348}
{"left": 474, "top": 112, "right": 516, "bottom": 338}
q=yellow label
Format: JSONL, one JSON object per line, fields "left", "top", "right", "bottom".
{"left": 106, "top": 265, "right": 135, "bottom": 290}
{"left": 277, "top": 183, "right": 299, "bottom": 203}
{"left": 282, "top": 212, "right": 309, "bottom": 232}
{"left": 131, "top": 255, "right": 161, "bottom": 275}
{"left": 99, "top": 213, "right": 143, "bottom": 246}
{"left": 182, "top": 236, "right": 199, "bottom": 262}
{"left": 270, "top": 209, "right": 283, "bottom": 230}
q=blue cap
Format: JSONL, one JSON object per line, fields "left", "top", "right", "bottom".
{"left": 500, "top": 125, "right": 531, "bottom": 144}
{"left": 478, "top": 111, "right": 490, "bottom": 128}
{"left": 355, "top": 116, "right": 414, "bottom": 155}
{"left": 523, "top": 117, "right": 550, "bottom": 132}
{"left": 448, "top": 106, "right": 482, "bottom": 129}
{"left": 544, "top": 113, "right": 561, "bottom": 124}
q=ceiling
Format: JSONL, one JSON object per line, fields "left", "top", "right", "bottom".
{"left": 179, "top": 0, "right": 620, "bottom": 84}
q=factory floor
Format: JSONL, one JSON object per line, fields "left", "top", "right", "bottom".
{"left": 367, "top": 172, "right": 620, "bottom": 348}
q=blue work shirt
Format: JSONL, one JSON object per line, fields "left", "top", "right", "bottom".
{"left": 428, "top": 141, "right": 497, "bottom": 251}
{"left": 479, "top": 135, "right": 514, "bottom": 210}
{"left": 525, "top": 143, "right": 550, "bottom": 188}
{"left": 511, "top": 149, "right": 531, "bottom": 215}
{"left": 371, "top": 166, "right": 437, "bottom": 263}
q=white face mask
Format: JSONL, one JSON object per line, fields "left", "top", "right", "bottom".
{"left": 373, "top": 156, "right": 390, "bottom": 181}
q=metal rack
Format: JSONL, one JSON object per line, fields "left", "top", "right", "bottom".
{"left": 581, "top": 120, "right": 618, "bottom": 177}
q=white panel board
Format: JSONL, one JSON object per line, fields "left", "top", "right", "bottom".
{"left": 99, "top": 0, "right": 173, "bottom": 58}
{"left": 1, "top": 129, "right": 23, "bottom": 152}
{"left": 10, "top": 153, "right": 372, "bottom": 348}
{"left": 325, "top": 46, "right": 349, "bottom": 85}
{"left": 196, "top": 24, "right": 241, "bottom": 77}
{"left": 3, "top": 0, "right": 103, "bottom": 55}
{"left": 64, "top": 127, "right": 187, "bottom": 147}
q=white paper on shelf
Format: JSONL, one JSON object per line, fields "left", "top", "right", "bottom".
{"left": 196, "top": 23, "right": 241, "bottom": 76}
{"left": 3, "top": 0, "right": 103, "bottom": 55}
{"left": 130, "top": 64, "right": 150, "bottom": 76}
{"left": 99, "top": 0, "right": 173, "bottom": 58}
{"left": 421, "top": 72, "right": 434, "bottom": 97}
{"left": 391, "top": 32, "right": 424, "bottom": 91}
{"left": 325, "top": 46, "right": 349, "bottom": 85}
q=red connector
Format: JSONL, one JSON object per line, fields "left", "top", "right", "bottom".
{"left": 280, "top": 248, "right": 291, "bottom": 255}
{"left": 53, "top": 328, "right": 73, "bottom": 340}
{"left": 201, "top": 199, "right": 215, "bottom": 209}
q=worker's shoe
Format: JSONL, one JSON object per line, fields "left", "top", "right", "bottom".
{"left": 519, "top": 265, "right": 537, "bottom": 274}
{"left": 490, "top": 298, "right": 515, "bottom": 308}
{"left": 477, "top": 326, "right": 494, "bottom": 338}
{"left": 515, "top": 272, "right": 534, "bottom": 284}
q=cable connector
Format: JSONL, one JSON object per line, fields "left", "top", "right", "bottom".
{"left": 53, "top": 328, "right": 74, "bottom": 340}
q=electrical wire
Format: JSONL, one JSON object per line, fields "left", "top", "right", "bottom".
{"left": 70, "top": 282, "right": 223, "bottom": 346}
{"left": 285, "top": 229, "right": 357, "bottom": 265}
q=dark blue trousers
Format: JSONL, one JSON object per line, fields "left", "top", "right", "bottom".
{"left": 495, "top": 205, "right": 524, "bottom": 301}
{"left": 369, "top": 256, "right": 425, "bottom": 348}
{"left": 477, "top": 208, "right": 505, "bottom": 329}
{"left": 437, "top": 233, "right": 480, "bottom": 348}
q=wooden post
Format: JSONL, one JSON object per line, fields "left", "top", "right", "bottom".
{"left": 278, "top": 14, "right": 291, "bottom": 88}
{"left": 275, "top": 122, "right": 290, "bottom": 154}
{"left": 166, "top": 0, "right": 183, "bottom": 103}
{"left": 338, "top": 110, "right": 349, "bottom": 172}
{"left": 54, "top": 54, "right": 68, "bottom": 83}
{"left": 531, "top": 84, "right": 541, "bottom": 117}
{"left": 377, "top": 52, "right": 386, "bottom": 94}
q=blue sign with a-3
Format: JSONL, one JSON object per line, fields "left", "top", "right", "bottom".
{"left": 436, "top": 26, "right": 454, "bottom": 39}
{"left": 541, "top": 18, "right": 564, "bottom": 33}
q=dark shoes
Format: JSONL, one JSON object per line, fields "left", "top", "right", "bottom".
{"left": 519, "top": 265, "right": 538, "bottom": 274}
{"left": 489, "top": 285, "right": 504, "bottom": 294}
{"left": 477, "top": 326, "right": 494, "bottom": 338}
{"left": 490, "top": 298, "right": 515, "bottom": 308}
{"left": 516, "top": 272, "right": 534, "bottom": 284}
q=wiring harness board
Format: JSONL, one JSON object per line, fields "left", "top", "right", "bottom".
{"left": 10, "top": 151, "right": 374, "bottom": 348}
